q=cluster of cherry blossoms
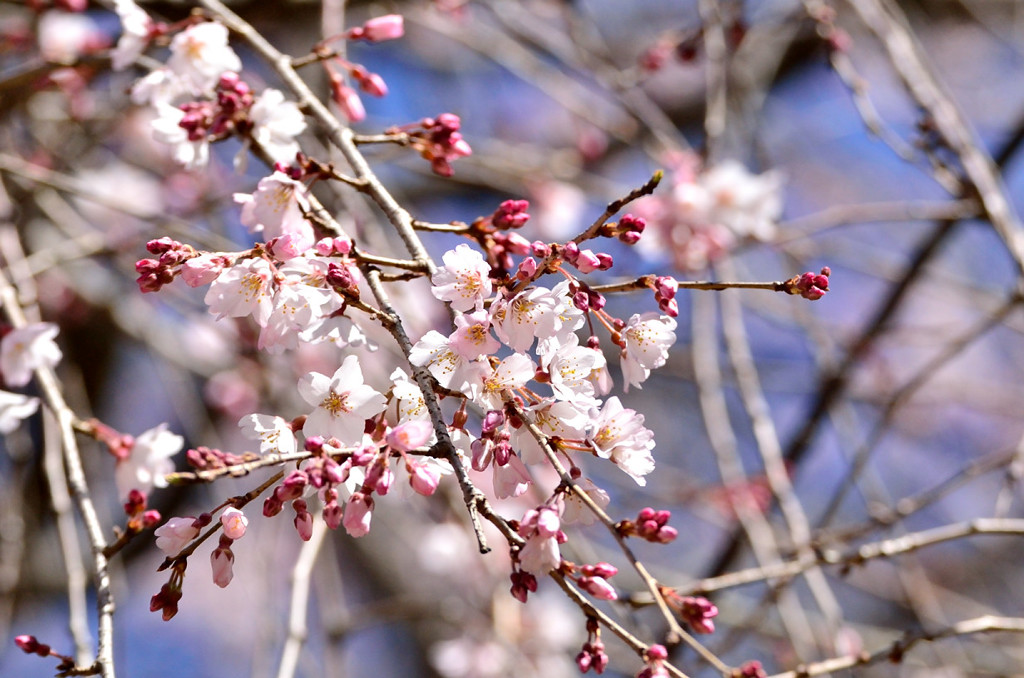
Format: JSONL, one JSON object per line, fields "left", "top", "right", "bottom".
{"left": 5, "top": 5, "right": 846, "bottom": 677}
{"left": 634, "top": 153, "right": 783, "bottom": 272}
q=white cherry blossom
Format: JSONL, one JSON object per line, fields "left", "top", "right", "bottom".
{"left": 449, "top": 310, "right": 499, "bottom": 359}
{"left": 238, "top": 413, "right": 297, "bottom": 455}
{"left": 115, "top": 423, "right": 184, "bottom": 499}
{"left": 513, "top": 399, "right": 588, "bottom": 465}
{"left": 167, "top": 21, "right": 241, "bottom": 95}
{"left": 619, "top": 312, "right": 677, "bottom": 391}
{"left": 299, "top": 355, "right": 386, "bottom": 445}
{"left": 249, "top": 89, "right": 307, "bottom": 164}
{"left": 430, "top": 244, "right": 492, "bottom": 312}
{"left": 111, "top": 0, "right": 151, "bottom": 71}
{"left": 475, "top": 353, "right": 535, "bottom": 410}
{"left": 409, "top": 330, "right": 488, "bottom": 398}
{"left": 0, "top": 390, "right": 39, "bottom": 434}
{"left": 204, "top": 258, "right": 275, "bottom": 327}
{"left": 1, "top": 322, "right": 62, "bottom": 387}
{"left": 587, "top": 397, "right": 655, "bottom": 485}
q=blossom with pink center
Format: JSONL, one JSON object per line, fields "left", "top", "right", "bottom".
{"left": 343, "top": 492, "right": 373, "bottom": 537}
{"left": 0, "top": 390, "right": 39, "bottom": 434}
{"left": 204, "top": 257, "right": 275, "bottom": 327}
{"left": 115, "top": 423, "right": 184, "bottom": 499}
{"left": 587, "top": 397, "right": 655, "bottom": 485}
{"left": 238, "top": 413, "right": 298, "bottom": 455}
{"left": 235, "top": 172, "right": 312, "bottom": 245}
{"left": 1, "top": 322, "right": 62, "bottom": 387}
{"left": 386, "top": 420, "right": 433, "bottom": 452}
{"left": 248, "top": 89, "right": 306, "bottom": 163}
{"left": 154, "top": 516, "right": 200, "bottom": 555}
{"left": 220, "top": 507, "right": 248, "bottom": 540}
{"left": 299, "top": 355, "right": 386, "bottom": 445}
{"left": 448, "top": 310, "right": 500, "bottom": 359}
{"left": 167, "top": 21, "right": 241, "bottom": 95}
{"left": 430, "top": 244, "right": 493, "bottom": 312}
{"left": 111, "top": 0, "right": 152, "bottom": 71}
{"left": 620, "top": 312, "right": 677, "bottom": 391}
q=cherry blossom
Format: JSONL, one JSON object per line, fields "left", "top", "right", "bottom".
{"left": 238, "top": 413, "right": 298, "bottom": 455}
{"left": 0, "top": 390, "right": 39, "bottom": 434}
{"left": 151, "top": 102, "right": 209, "bottom": 169}
{"left": 561, "top": 478, "right": 610, "bottom": 526}
{"left": 220, "top": 507, "right": 248, "bottom": 540}
{"left": 386, "top": 420, "right": 433, "bottom": 452}
{"left": 111, "top": 0, "right": 152, "bottom": 71}
{"left": 492, "top": 452, "right": 531, "bottom": 499}
{"left": 235, "top": 172, "right": 313, "bottom": 246}
{"left": 587, "top": 397, "right": 655, "bottom": 485}
{"left": 0, "top": 322, "right": 62, "bottom": 387}
{"left": 517, "top": 504, "right": 563, "bottom": 575}
{"left": 430, "top": 244, "right": 492, "bottom": 312}
{"left": 343, "top": 491, "right": 373, "bottom": 537}
{"left": 167, "top": 21, "right": 241, "bottom": 95}
{"left": 204, "top": 257, "right": 275, "bottom": 327}
{"left": 512, "top": 400, "right": 588, "bottom": 465}
{"left": 448, "top": 310, "right": 500, "bottom": 359}
{"left": 475, "top": 353, "right": 535, "bottom": 410}
{"left": 619, "top": 312, "right": 677, "bottom": 390}
{"left": 154, "top": 516, "right": 200, "bottom": 555}
{"left": 390, "top": 368, "right": 429, "bottom": 422}
{"left": 299, "top": 355, "right": 386, "bottom": 445}
{"left": 114, "top": 423, "right": 184, "bottom": 499}
{"left": 543, "top": 336, "right": 604, "bottom": 404}
{"left": 248, "top": 89, "right": 307, "bottom": 163}
{"left": 409, "top": 330, "right": 488, "bottom": 397}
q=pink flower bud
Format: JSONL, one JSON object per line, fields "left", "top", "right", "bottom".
{"left": 516, "top": 257, "right": 538, "bottom": 279}
{"left": 408, "top": 461, "right": 441, "bottom": 496}
{"left": 579, "top": 575, "right": 618, "bottom": 600}
{"left": 647, "top": 644, "right": 668, "bottom": 661}
{"left": 141, "top": 510, "right": 162, "bottom": 529}
{"left": 574, "top": 250, "right": 600, "bottom": 274}
{"left": 357, "top": 71, "right": 388, "bottom": 97}
{"left": 210, "top": 544, "right": 234, "bottom": 588}
{"left": 322, "top": 500, "right": 343, "bottom": 530}
{"left": 220, "top": 507, "right": 248, "bottom": 540}
{"left": 331, "top": 80, "right": 365, "bottom": 122}
{"left": 293, "top": 504, "right": 313, "bottom": 541}
{"left": 358, "top": 14, "right": 404, "bottom": 42}
{"left": 471, "top": 438, "right": 492, "bottom": 472}
{"left": 343, "top": 492, "right": 373, "bottom": 537}
{"left": 263, "top": 494, "right": 284, "bottom": 517}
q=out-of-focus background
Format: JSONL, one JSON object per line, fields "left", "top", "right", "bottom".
{"left": 3, "top": 1, "right": 1024, "bottom": 676}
